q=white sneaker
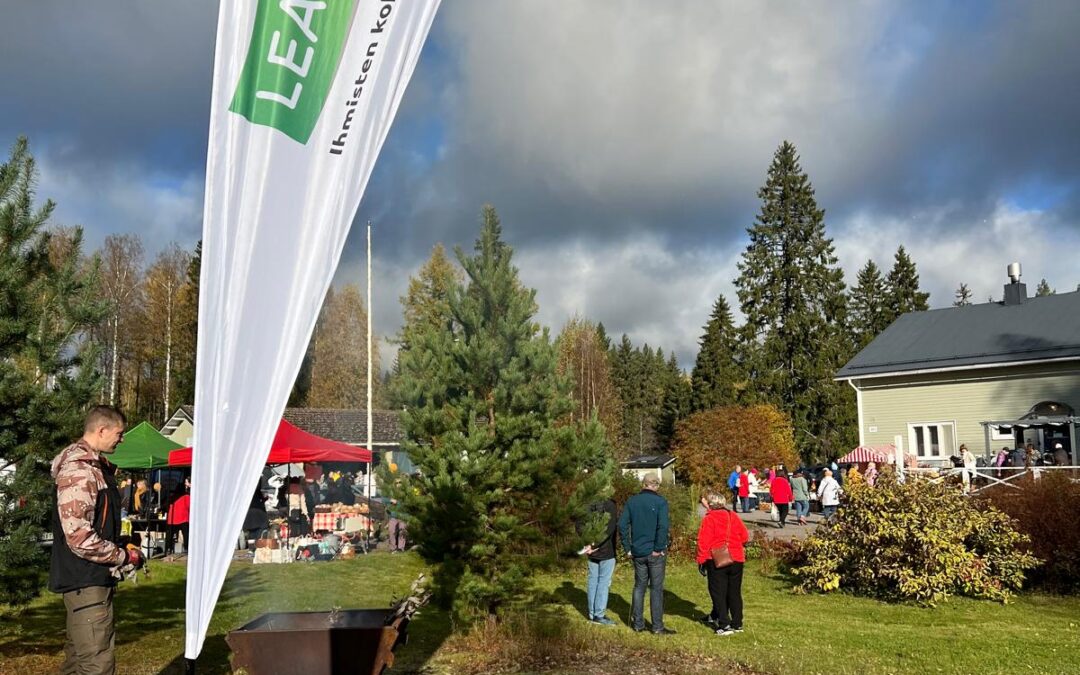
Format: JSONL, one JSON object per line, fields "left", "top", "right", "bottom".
{"left": 715, "top": 626, "right": 735, "bottom": 636}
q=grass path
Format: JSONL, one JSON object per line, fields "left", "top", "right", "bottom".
{"left": 1, "top": 554, "right": 1077, "bottom": 674}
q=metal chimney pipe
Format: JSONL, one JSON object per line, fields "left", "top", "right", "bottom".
{"left": 1007, "top": 262, "right": 1022, "bottom": 283}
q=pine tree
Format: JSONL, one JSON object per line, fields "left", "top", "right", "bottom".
{"left": 0, "top": 137, "right": 106, "bottom": 604}
{"left": 848, "top": 260, "right": 891, "bottom": 349}
{"left": 884, "top": 246, "right": 930, "bottom": 322}
{"left": 734, "top": 140, "right": 854, "bottom": 461}
{"left": 1035, "top": 279, "right": 1054, "bottom": 297}
{"left": 953, "top": 283, "right": 973, "bottom": 307}
{"left": 690, "top": 295, "right": 740, "bottom": 410}
{"left": 384, "top": 205, "right": 612, "bottom": 620}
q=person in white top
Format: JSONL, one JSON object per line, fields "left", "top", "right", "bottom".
{"left": 961, "top": 444, "right": 977, "bottom": 493}
{"left": 816, "top": 469, "right": 842, "bottom": 522}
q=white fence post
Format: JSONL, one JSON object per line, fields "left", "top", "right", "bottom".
{"left": 894, "top": 434, "right": 905, "bottom": 482}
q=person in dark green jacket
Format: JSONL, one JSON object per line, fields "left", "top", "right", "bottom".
{"left": 617, "top": 473, "right": 674, "bottom": 634}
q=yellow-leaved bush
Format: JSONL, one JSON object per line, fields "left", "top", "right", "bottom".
{"left": 792, "top": 471, "right": 1038, "bottom": 603}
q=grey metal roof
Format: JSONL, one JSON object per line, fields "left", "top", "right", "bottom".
{"left": 621, "top": 454, "right": 676, "bottom": 469}
{"left": 837, "top": 290, "right": 1080, "bottom": 379}
{"left": 164, "top": 405, "right": 403, "bottom": 445}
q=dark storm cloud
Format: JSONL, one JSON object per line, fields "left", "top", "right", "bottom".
{"left": 3, "top": 1, "right": 1078, "bottom": 367}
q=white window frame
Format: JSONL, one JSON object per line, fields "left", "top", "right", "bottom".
{"left": 907, "top": 421, "right": 957, "bottom": 460}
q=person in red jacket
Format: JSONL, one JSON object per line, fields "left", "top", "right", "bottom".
{"left": 737, "top": 469, "right": 751, "bottom": 513}
{"left": 769, "top": 470, "right": 793, "bottom": 528}
{"left": 165, "top": 477, "right": 190, "bottom": 556}
{"left": 696, "top": 492, "right": 749, "bottom": 635}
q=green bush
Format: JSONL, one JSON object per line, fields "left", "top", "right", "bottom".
{"left": 793, "top": 473, "right": 1038, "bottom": 603}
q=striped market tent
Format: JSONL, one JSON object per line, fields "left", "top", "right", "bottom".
{"left": 839, "top": 445, "right": 895, "bottom": 464}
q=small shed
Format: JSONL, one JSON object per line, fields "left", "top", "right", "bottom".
{"left": 621, "top": 454, "right": 676, "bottom": 486}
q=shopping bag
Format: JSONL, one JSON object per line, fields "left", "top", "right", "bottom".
{"left": 770, "top": 503, "right": 780, "bottom": 522}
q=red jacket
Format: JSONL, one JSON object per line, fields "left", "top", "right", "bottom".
{"left": 738, "top": 473, "right": 750, "bottom": 497}
{"left": 770, "top": 477, "right": 793, "bottom": 504}
{"left": 167, "top": 494, "right": 190, "bottom": 525}
{"left": 696, "top": 509, "right": 749, "bottom": 565}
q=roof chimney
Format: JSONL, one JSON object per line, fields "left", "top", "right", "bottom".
{"left": 1003, "top": 262, "right": 1027, "bottom": 305}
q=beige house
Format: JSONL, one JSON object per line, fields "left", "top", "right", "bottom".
{"left": 837, "top": 272, "right": 1080, "bottom": 467}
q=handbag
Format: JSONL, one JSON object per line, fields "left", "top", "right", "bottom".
{"left": 710, "top": 512, "right": 735, "bottom": 568}
{"left": 254, "top": 528, "right": 280, "bottom": 550}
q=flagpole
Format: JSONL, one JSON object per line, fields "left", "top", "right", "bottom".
{"left": 366, "top": 222, "right": 373, "bottom": 551}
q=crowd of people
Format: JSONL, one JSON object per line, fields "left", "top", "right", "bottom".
{"left": 580, "top": 472, "right": 752, "bottom": 638}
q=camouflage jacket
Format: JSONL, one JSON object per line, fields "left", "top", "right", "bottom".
{"left": 51, "top": 440, "right": 126, "bottom": 568}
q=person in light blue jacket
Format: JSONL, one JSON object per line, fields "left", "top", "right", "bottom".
{"left": 727, "top": 464, "right": 742, "bottom": 512}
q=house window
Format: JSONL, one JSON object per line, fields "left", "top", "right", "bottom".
{"left": 908, "top": 422, "right": 955, "bottom": 459}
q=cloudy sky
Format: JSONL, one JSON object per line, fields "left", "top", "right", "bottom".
{"left": 3, "top": 1, "right": 1079, "bottom": 368}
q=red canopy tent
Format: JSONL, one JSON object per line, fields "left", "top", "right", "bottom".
{"left": 168, "top": 419, "right": 372, "bottom": 466}
{"left": 838, "top": 445, "right": 894, "bottom": 464}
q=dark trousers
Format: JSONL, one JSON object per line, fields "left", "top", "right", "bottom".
{"left": 706, "top": 561, "right": 744, "bottom": 630}
{"left": 776, "top": 503, "right": 789, "bottom": 527}
{"left": 61, "top": 586, "right": 115, "bottom": 675}
{"left": 730, "top": 487, "right": 740, "bottom": 511}
{"left": 631, "top": 554, "right": 666, "bottom": 631}
{"left": 165, "top": 522, "right": 189, "bottom": 555}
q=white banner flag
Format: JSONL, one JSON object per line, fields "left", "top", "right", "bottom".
{"left": 186, "top": 0, "right": 440, "bottom": 659}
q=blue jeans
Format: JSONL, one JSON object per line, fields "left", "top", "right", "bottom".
{"left": 631, "top": 554, "right": 666, "bottom": 631}
{"left": 740, "top": 496, "right": 751, "bottom": 513}
{"left": 823, "top": 504, "right": 838, "bottom": 521}
{"left": 586, "top": 557, "right": 615, "bottom": 619}
{"left": 794, "top": 500, "right": 809, "bottom": 519}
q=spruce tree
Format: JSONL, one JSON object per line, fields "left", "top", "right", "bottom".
{"left": 690, "top": 295, "right": 740, "bottom": 410}
{"left": 0, "top": 137, "right": 106, "bottom": 604}
{"left": 735, "top": 140, "right": 854, "bottom": 461}
{"left": 656, "top": 353, "right": 691, "bottom": 446}
{"left": 953, "top": 283, "right": 973, "bottom": 307}
{"left": 384, "top": 205, "right": 612, "bottom": 620}
{"left": 1035, "top": 279, "right": 1054, "bottom": 297}
{"left": 884, "top": 246, "right": 930, "bottom": 322}
{"left": 849, "top": 260, "right": 891, "bottom": 349}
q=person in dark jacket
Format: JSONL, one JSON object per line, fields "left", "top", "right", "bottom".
{"left": 580, "top": 498, "right": 618, "bottom": 625}
{"left": 49, "top": 406, "right": 144, "bottom": 675}
{"left": 243, "top": 488, "right": 270, "bottom": 542}
{"left": 618, "top": 473, "right": 674, "bottom": 635}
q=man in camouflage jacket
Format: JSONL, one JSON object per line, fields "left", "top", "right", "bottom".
{"left": 49, "top": 405, "right": 144, "bottom": 675}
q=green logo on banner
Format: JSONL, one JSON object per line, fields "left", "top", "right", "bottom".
{"left": 230, "top": 0, "right": 358, "bottom": 144}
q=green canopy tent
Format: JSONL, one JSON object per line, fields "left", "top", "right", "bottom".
{"left": 109, "top": 421, "right": 183, "bottom": 469}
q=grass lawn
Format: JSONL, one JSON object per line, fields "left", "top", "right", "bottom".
{"left": 1, "top": 553, "right": 1077, "bottom": 674}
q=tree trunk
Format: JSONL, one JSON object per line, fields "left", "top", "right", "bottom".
{"left": 109, "top": 313, "right": 119, "bottom": 406}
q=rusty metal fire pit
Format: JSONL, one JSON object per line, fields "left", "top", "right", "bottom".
{"left": 226, "top": 609, "right": 409, "bottom": 675}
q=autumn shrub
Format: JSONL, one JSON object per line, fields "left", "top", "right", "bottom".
{"left": 981, "top": 472, "right": 1080, "bottom": 593}
{"left": 792, "top": 473, "right": 1038, "bottom": 603}
{"left": 671, "top": 404, "right": 798, "bottom": 490}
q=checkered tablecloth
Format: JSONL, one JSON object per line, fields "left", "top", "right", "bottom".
{"left": 312, "top": 512, "right": 340, "bottom": 532}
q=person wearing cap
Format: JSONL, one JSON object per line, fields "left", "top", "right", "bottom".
{"left": 960, "top": 444, "right": 977, "bottom": 493}
{"left": 618, "top": 473, "right": 674, "bottom": 635}
{"left": 1053, "top": 443, "right": 1069, "bottom": 466}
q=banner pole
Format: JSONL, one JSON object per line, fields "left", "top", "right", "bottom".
{"left": 366, "top": 222, "right": 373, "bottom": 551}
